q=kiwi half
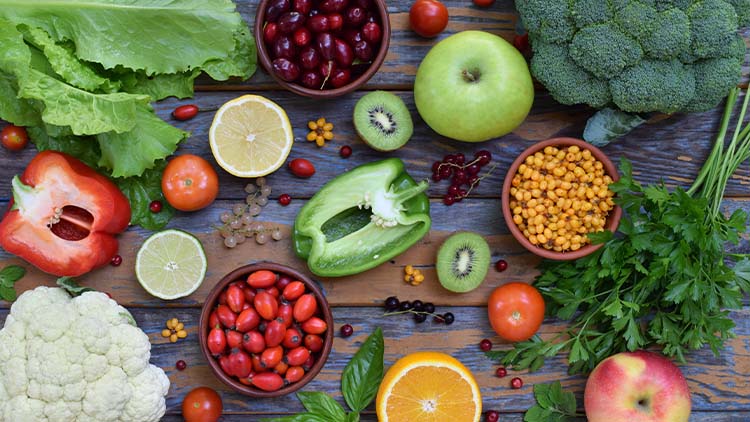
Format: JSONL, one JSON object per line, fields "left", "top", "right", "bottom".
{"left": 353, "top": 91, "right": 413, "bottom": 151}
{"left": 436, "top": 232, "right": 491, "bottom": 293}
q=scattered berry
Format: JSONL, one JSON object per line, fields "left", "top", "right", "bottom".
{"left": 307, "top": 117, "right": 334, "bottom": 147}
{"left": 404, "top": 265, "right": 425, "bottom": 286}
{"left": 149, "top": 200, "right": 163, "bottom": 213}
{"left": 398, "top": 301, "right": 413, "bottom": 311}
{"left": 495, "top": 259, "right": 508, "bottom": 272}
{"left": 110, "top": 254, "right": 123, "bottom": 267}
{"left": 510, "top": 376, "right": 523, "bottom": 389}
{"left": 479, "top": 339, "right": 492, "bottom": 352}
{"left": 176, "top": 360, "right": 187, "bottom": 371}
{"left": 384, "top": 296, "right": 400, "bottom": 311}
{"left": 433, "top": 150, "right": 496, "bottom": 205}
{"left": 411, "top": 300, "right": 424, "bottom": 312}
{"left": 161, "top": 317, "right": 187, "bottom": 343}
{"left": 443, "top": 312, "right": 455, "bottom": 325}
{"left": 340, "top": 145, "right": 353, "bottom": 158}
{"left": 340, "top": 324, "right": 354, "bottom": 337}
{"left": 279, "top": 194, "right": 292, "bottom": 206}
{"left": 217, "top": 178, "right": 282, "bottom": 248}
{"left": 485, "top": 410, "right": 500, "bottom": 422}
{"left": 495, "top": 367, "right": 507, "bottom": 378}
{"left": 172, "top": 104, "right": 199, "bottom": 121}
{"left": 423, "top": 302, "right": 435, "bottom": 313}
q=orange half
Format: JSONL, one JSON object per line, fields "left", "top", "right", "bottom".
{"left": 376, "top": 351, "right": 482, "bottom": 422}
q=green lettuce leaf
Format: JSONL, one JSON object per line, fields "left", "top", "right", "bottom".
{"left": 28, "top": 125, "right": 101, "bottom": 169}
{"left": 202, "top": 26, "right": 257, "bottom": 81}
{"left": 0, "top": 71, "right": 41, "bottom": 126}
{"left": 116, "top": 69, "right": 201, "bottom": 101}
{"left": 0, "top": 0, "right": 253, "bottom": 77}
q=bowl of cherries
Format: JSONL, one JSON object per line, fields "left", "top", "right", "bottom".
{"left": 255, "top": 0, "right": 390, "bottom": 97}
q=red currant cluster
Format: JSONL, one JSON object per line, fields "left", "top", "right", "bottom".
{"left": 431, "top": 150, "right": 493, "bottom": 205}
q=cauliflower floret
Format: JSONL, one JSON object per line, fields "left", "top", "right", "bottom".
{"left": 0, "top": 287, "right": 169, "bottom": 422}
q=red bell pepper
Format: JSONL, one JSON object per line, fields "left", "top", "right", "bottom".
{"left": 0, "top": 151, "right": 131, "bottom": 276}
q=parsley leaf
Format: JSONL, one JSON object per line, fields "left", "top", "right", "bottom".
{"left": 0, "top": 265, "right": 25, "bottom": 302}
{"left": 524, "top": 381, "right": 580, "bottom": 422}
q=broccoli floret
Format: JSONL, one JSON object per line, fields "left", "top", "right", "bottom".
{"left": 688, "top": 0, "right": 739, "bottom": 58}
{"left": 728, "top": 0, "right": 750, "bottom": 26}
{"left": 571, "top": 0, "right": 614, "bottom": 27}
{"left": 530, "top": 41, "right": 612, "bottom": 108}
{"left": 569, "top": 23, "right": 643, "bottom": 79}
{"left": 615, "top": 1, "right": 659, "bottom": 40}
{"left": 683, "top": 57, "right": 742, "bottom": 112}
{"left": 610, "top": 59, "right": 696, "bottom": 113}
{"left": 653, "top": 0, "right": 695, "bottom": 10}
{"left": 516, "top": 0, "right": 576, "bottom": 44}
{"left": 641, "top": 9, "right": 691, "bottom": 59}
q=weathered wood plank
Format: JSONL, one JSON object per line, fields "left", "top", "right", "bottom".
{"left": 0, "top": 197, "right": 747, "bottom": 308}
{"left": 1, "top": 306, "right": 747, "bottom": 414}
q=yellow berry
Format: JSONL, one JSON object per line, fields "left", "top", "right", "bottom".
{"left": 323, "top": 122, "right": 333, "bottom": 131}
{"left": 316, "top": 118, "right": 326, "bottom": 126}
{"left": 405, "top": 265, "right": 414, "bottom": 275}
{"left": 323, "top": 131, "right": 334, "bottom": 140}
{"left": 306, "top": 132, "right": 317, "bottom": 141}
{"left": 169, "top": 334, "right": 178, "bottom": 343}
{"left": 414, "top": 274, "right": 425, "bottom": 282}
{"left": 308, "top": 121, "right": 317, "bottom": 130}
{"left": 316, "top": 138, "right": 325, "bottom": 147}
{"left": 177, "top": 330, "right": 188, "bottom": 339}
{"left": 175, "top": 322, "right": 184, "bottom": 331}
{"left": 161, "top": 329, "right": 171, "bottom": 338}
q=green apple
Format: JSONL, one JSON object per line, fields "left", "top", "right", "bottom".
{"left": 414, "top": 30, "right": 534, "bottom": 142}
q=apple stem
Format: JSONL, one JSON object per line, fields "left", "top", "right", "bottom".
{"left": 462, "top": 68, "right": 482, "bottom": 83}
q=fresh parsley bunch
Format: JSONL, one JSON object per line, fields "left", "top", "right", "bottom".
{"left": 490, "top": 88, "right": 750, "bottom": 374}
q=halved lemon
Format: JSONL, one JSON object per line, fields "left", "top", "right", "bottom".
{"left": 209, "top": 95, "right": 293, "bottom": 177}
{"left": 376, "top": 351, "right": 482, "bottom": 422}
{"left": 135, "top": 229, "right": 207, "bottom": 300}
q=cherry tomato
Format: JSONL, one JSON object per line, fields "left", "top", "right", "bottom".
{"left": 226, "top": 285, "right": 246, "bottom": 313}
{"left": 162, "top": 154, "right": 219, "bottom": 212}
{"left": 472, "top": 0, "right": 495, "bottom": 7}
{"left": 182, "top": 387, "right": 222, "bottom": 422}
{"left": 409, "top": 0, "right": 448, "bottom": 38}
{"left": 247, "top": 270, "right": 277, "bottom": 288}
{"left": 487, "top": 282, "right": 545, "bottom": 342}
{"left": 282, "top": 281, "right": 306, "bottom": 301}
{"left": 283, "top": 327, "right": 304, "bottom": 349}
{"left": 284, "top": 346, "right": 311, "bottom": 366}
{"left": 236, "top": 308, "right": 261, "bottom": 332}
{"left": 264, "top": 319, "right": 286, "bottom": 348}
{"left": 1, "top": 125, "right": 28, "bottom": 151}
{"left": 252, "top": 372, "right": 285, "bottom": 392}
{"left": 254, "top": 291, "right": 279, "bottom": 320}
{"left": 172, "top": 104, "right": 199, "bottom": 121}
{"left": 242, "top": 331, "right": 266, "bottom": 354}
{"left": 293, "top": 293, "right": 317, "bottom": 322}
{"left": 288, "top": 158, "right": 316, "bottom": 178}
{"left": 301, "top": 316, "right": 327, "bottom": 335}
{"left": 285, "top": 366, "right": 305, "bottom": 383}
{"left": 261, "top": 345, "right": 284, "bottom": 369}
{"left": 207, "top": 326, "right": 227, "bottom": 355}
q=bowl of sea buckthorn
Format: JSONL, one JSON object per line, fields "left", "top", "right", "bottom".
{"left": 501, "top": 137, "right": 622, "bottom": 260}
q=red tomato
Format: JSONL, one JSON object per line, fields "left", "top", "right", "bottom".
{"left": 1, "top": 125, "right": 28, "bottom": 151}
{"left": 304, "top": 334, "right": 324, "bottom": 353}
{"left": 283, "top": 327, "right": 304, "bottom": 349}
{"left": 285, "top": 366, "right": 305, "bottom": 383}
{"left": 472, "top": 0, "right": 495, "bottom": 7}
{"left": 487, "top": 282, "right": 545, "bottom": 342}
{"left": 277, "top": 302, "right": 294, "bottom": 328}
{"left": 226, "top": 330, "right": 243, "bottom": 349}
{"left": 215, "top": 304, "right": 237, "bottom": 329}
{"left": 409, "top": 0, "right": 449, "bottom": 38}
{"left": 161, "top": 154, "right": 219, "bottom": 211}
{"left": 288, "top": 158, "right": 316, "bottom": 178}
{"left": 182, "top": 387, "right": 222, "bottom": 422}
{"left": 228, "top": 348, "right": 253, "bottom": 378}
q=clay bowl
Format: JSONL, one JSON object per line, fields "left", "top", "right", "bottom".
{"left": 199, "top": 262, "right": 333, "bottom": 397}
{"left": 501, "top": 137, "right": 622, "bottom": 261}
{"left": 254, "top": 0, "right": 391, "bottom": 98}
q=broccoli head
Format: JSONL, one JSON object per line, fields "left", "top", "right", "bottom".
{"left": 518, "top": 0, "right": 747, "bottom": 115}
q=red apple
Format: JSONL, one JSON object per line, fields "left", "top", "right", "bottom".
{"left": 584, "top": 350, "right": 691, "bottom": 422}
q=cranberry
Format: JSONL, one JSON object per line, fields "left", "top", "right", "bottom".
{"left": 334, "top": 38, "right": 354, "bottom": 66}
{"left": 264, "top": 22, "right": 280, "bottom": 44}
{"left": 354, "top": 40, "right": 373, "bottom": 61}
{"left": 340, "top": 324, "right": 354, "bottom": 337}
{"left": 329, "top": 68, "right": 351, "bottom": 87}
{"left": 438, "top": 166, "right": 452, "bottom": 179}
{"left": 299, "top": 46, "right": 321, "bottom": 69}
{"left": 510, "top": 377, "right": 523, "bottom": 389}
{"left": 266, "top": 0, "right": 291, "bottom": 22}
{"left": 453, "top": 170, "right": 467, "bottom": 184}
{"left": 149, "top": 200, "right": 162, "bottom": 213}
{"left": 319, "top": 0, "right": 348, "bottom": 13}
{"left": 278, "top": 12, "right": 306, "bottom": 33}
{"left": 328, "top": 13, "right": 344, "bottom": 31}
{"left": 273, "top": 35, "right": 297, "bottom": 59}
{"left": 279, "top": 194, "right": 292, "bottom": 206}
{"left": 495, "top": 367, "right": 507, "bottom": 378}
{"left": 307, "top": 14, "right": 330, "bottom": 32}
{"left": 317, "top": 33, "right": 335, "bottom": 60}
{"left": 292, "top": 0, "right": 312, "bottom": 15}
{"left": 340, "top": 145, "right": 352, "bottom": 158}
{"left": 485, "top": 410, "right": 500, "bottom": 422}
{"left": 431, "top": 161, "right": 441, "bottom": 172}
{"left": 293, "top": 27, "right": 312, "bottom": 46}
{"left": 431, "top": 172, "right": 441, "bottom": 182}
{"left": 455, "top": 153, "right": 466, "bottom": 165}
{"left": 300, "top": 71, "right": 322, "bottom": 89}
{"left": 362, "top": 22, "right": 381, "bottom": 43}
{"left": 443, "top": 195, "right": 455, "bottom": 206}
{"left": 479, "top": 339, "right": 492, "bottom": 352}
{"left": 176, "top": 360, "right": 187, "bottom": 371}
{"left": 458, "top": 188, "right": 467, "bottom": 198}
{"left": 444, "top": 154, "right": 456, "bottom": 164}
{"left": 475, "top": 150, "right": 492, "bottom": 166}
{"left": 345, "top": 7, "right": 366, "bottom": 26}
{"left": 110, "top": 254, "right": 123, "bottom": 267}
{"left": 466, "top": 163, "right": 480, "bottom": 175}
{"left": 272, "top": 58, "right": 301, "bottom": 81}
{"left": 495, "top": 259, "right": 508, "bottom": 272}
{"left": 448, "top": 185, "right": 459, "bottom": 196}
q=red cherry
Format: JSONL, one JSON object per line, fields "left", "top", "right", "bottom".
{"left": 510, "top": 376, "right": 523, "bottom": 389}
{"left": 264, "top": 22, "right": 280, "bottom": 44}
{"left": 339, "top": 145, "right": 352, "bottom": 158}
{"left": 485, "top": 410, "right": 500, "bottom": 422}
{"left": 496, "top": 367, "right": 507, "bottom": 378}
{"left": 175, "top": 360, "right": 187, "bottom": 371}
{"left": 110, "top": 255, "right": 123, "bottom": 267}
{"left": 495, "top": 259, "right": 508, "bottom": 272}
{"left": 479, "top": 339, "right": 492, "bottom": 352}
{"left": 149, "top": 200, "right": 162, "bottom": 213}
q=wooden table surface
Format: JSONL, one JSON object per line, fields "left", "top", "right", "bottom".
{"left": 1, "top": 1, "right": 750, "bottom": 421}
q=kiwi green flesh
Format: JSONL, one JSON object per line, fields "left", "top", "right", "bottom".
{"left": 354, "top": 91, "right": 414, "bottom": 152}
{"left": 437, "top": 232, "right": 490, "bottom": 293}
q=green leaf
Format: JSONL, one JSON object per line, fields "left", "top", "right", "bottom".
{"left": 28, "top": 125, "right": 101, "bottom": 169}
{"left": 583, "top": 108, "right": 646, "bottom": 146}
{"left": 0, "top": 265, "right": 26, "bottom": 286}
{"left": 201, "top": 25, "right": 257, "bottom": 81}
{"left": 344, "top": 412, "right": 360, "bottom": 422}
{"left": 0, "top": 71, "right": 42, "bottom": 126}
{"left": 341, "top": 327, "right": 384, "bottom": 412}
{"left": 260, "top": 414, "right": 331, "bottom": 422}
{"left": 115, "top": 160, "right": 175, "bottom": 230}
{"left": 0, "top": 285, "right": 17, "bottom": 302}
{"left": 117, "top": 69, "right": 200, "bottom": 101}
{"left": 56, "top": 276, "right": 95, "bottom": 296}
{"left": 296, "top": 392, "right": 347, "bottom": 422}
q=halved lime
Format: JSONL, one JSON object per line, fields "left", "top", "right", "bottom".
{"left": 135, "top": 229, "right": 207, "bottom": 300}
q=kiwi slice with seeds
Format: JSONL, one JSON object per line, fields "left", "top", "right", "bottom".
{"left": 436, "top": 232, "right": 491, "bottom": 293}
{"left": 353, "top": 91, "right": 413, "bottom": 151}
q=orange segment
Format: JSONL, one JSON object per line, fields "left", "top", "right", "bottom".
{"left": 209, "top": 95, "right": 293, "bottom": 177}
{"left": 376, "top": 352, "right": 482, "bottom": 422}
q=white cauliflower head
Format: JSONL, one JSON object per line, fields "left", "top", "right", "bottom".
{"left": 0, "top": 287, "right": 170, "bottom": 422}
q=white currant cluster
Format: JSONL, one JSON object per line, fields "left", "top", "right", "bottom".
{"left": 217, "top": 177, "right": 283, "bottom": 248}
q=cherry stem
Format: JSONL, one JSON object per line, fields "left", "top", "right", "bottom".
{"left": 463, "top": 163, "right": 498, "bottom": 198}
{"left": 383, "top": 309, "right": 441, "bottom": 318}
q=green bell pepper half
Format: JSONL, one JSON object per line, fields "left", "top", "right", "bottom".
{"left": 293, "top": 158, "right": 430, "bottom": 277}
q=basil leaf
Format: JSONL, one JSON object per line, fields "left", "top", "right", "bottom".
{"left": 297, "top": 392, "right": 347, "bottom": 421}
{"left": 0, "top": 285, "right": 17, "bottom": 302}
{"left": 345, "top": 412, "right": 360, "bottom": 422}
{"left": 583, "top": 108, "right": 646, "bottom": 147}
{"left": 0, "top": 265, "right": 25, "bottom": 286}
{"left": 115, "top": 160, "right": 175, "bottom": 230}
{"left": 56, "top": 276, "right": 95, "bottom": 296}
{"left": 341, "top": 327, "right": 384, "bottom": 412}
{"left": 260, "top": 414, "right": 330, "bottom": 422}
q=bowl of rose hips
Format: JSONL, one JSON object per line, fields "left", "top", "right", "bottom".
{"left": 255, "top": 0, "right": 390, "bottom": 97}
{"left": 501, "top": 137, "right": 622, "bottom": 261}
{"left": 199, "top": 262, "right": 334, "bottom": 397}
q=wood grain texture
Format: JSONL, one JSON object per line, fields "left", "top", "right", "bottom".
{"left": 0, "top": 306, "right": 747, "bottom": 415}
